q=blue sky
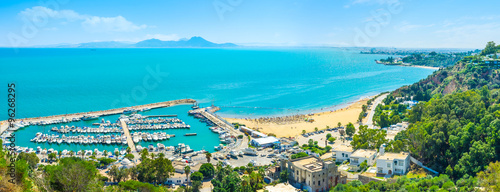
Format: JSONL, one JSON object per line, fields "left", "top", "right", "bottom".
{"left": 0, "top": 0, "right": 499, "bottom": 48}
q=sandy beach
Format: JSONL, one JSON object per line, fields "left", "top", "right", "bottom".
{"left": 224, "top": 98, "right": 370, "bottom": 138}
{"left": 403, "top": 65, "right": 440, "bottom": 70}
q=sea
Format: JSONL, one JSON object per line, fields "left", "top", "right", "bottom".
{"left": 0, "top": 47, "right": 436, "bottom": 152}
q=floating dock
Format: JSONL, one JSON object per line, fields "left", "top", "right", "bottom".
{"left": 184, "top": 133, "right": 197, "bottom": 136}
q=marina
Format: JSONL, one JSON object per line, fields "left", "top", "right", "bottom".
{"left": 1, "top": 104, "right": 226, "bottom": 153}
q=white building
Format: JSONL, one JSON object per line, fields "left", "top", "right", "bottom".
{"left": 376, "top": 145, "right": 410, "bottom": 175}
{"left": 349, "top": 149, "right": 377, "bottom": 171}
{"left": 279, "top": 138, "right": 297, "bottom": 150}
{"left": 332, "top": 145, "right": 354, "bottom": 163}
{"left": 250, "top": 136, "right": 279, "bottom": 148}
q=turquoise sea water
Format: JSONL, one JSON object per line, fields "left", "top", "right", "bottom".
{"left": 0, "top": 48, "right": 436, "bottom": 151}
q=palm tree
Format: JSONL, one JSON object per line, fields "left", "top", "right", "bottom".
{"left": 114, "top": 151, "right": 119, "bottom": 160}
{"left": 126, "top": 147, "right": 131, "bottom": 154}
{"left": 58, "top": 150, "right": 62, "bottom": 159}
{"left": 103, "top": 150, "right": 108, "bottom": 157}
{"left": 48, "top": 153, "right": 56, "bottom": 163}
{"left": 315, "top": 127, "right": 318, "bottom": 132}
{"left": 337, "top": 122, "right": 342, "bottom": 128}
{"left": 205, "top": 152, "right": 212, "bottom": 163}
{"left": 69, "top": 150, "right": 74, "bottom": 157}
{"left": 80, "top": 150, "right": 84, "bottom": 159}
{"left": 302, "top": 130, "right": 306, "bottom": 135}
{"left": 184, "top": 166, "right": 191, "bottom": 189}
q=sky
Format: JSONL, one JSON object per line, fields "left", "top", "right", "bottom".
{"left": 0, "top": 0, "right": 499, "bottom": 48}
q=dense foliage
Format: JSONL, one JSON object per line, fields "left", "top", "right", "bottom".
{"left": 134, "top": 149, "right": 175, "bottom": 184}
{"left": 211, "top": 162, "right": 266, "bottom": 192}
{"left": 330, "top": 174, "right": 476, "bottom": 192}
{"left": 393, "top": 88, "right": 500, "bottom": 180}
{"left": 43, "top": 157, "right": 102, "bottom": 192}
{"left": 394, "top": 61, "right": 500, "bottom": 101}
{"left": 300, "top": 139, "right": 332, "bottom": 156}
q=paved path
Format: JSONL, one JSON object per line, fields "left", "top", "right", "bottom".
{"left": 364, "top": 93, "right": 388, "bottom": 128}
{"left": 120, "top": 119, "right": 136, "bottom": 152}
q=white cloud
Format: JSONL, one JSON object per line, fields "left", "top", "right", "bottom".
{"left": 19, "top": 6, "right": 146, "bottom": 32}
{"left": 82, "top": 16, "right": 147, "bottom": 32}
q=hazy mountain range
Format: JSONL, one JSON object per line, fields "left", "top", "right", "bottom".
{"left": 36, "top": 37, "right": 238, "bottom": 48}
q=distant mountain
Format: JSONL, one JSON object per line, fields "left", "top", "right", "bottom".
{"left": 134, "top": 36, "right": 237, "bottom": 48}
{"left": 36, "top": 37, "right": 237, "bottom": 48}
{"left": 76, "top": 41, "right": 133, "bottom": 48}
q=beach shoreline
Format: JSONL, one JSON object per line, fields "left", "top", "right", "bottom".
{"left": 402, "top": 65, "right": 440, "bottom": 70}
{"left": 223, "top": 96, "right": 372, "bottom": 138}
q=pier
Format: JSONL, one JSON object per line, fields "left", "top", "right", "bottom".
{"left": 0, "top": 99, "right": 195, "bottom": 134}
{"left": 146, "top": 115, "right": 177, "bottom": 118}
{"left": 120, "top": 119, "right": 136, "bottom": 152}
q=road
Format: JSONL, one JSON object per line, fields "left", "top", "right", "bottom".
{"left": 364, "top": 93, "right": 388, "bottom": 129}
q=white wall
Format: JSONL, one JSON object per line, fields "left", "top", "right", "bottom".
{"left": 334, "top": 151, "right": 351, "bottom": 162}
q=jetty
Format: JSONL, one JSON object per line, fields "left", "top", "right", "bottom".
{"left": 146, "top": 115, "right": 177, "bottom": 118}
{"left": 120, "top": 119, "right": 136, "bottom": 152}
{"left": 0, "top": 99, "right": 195, "bottom": 134}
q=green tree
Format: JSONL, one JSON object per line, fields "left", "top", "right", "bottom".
{"left": 124, "top": 153, "right": 134, "bottom": 161}
{"left": 326, "top": 133, "right": 332, "bottom": 139}
{"left": 302, "top": 130, "right": 306, "bottom": 135}
{"left": 126, "top": 147, "right": 131, "bottom": 154}
{"left": 291, "top": 152, "right": 308, "bottom": 159}
{"left": 190, "top": 171, "right": 204, "bottom": 182}
{"left": 328, "top": 137, "right": 336, "bottom": 143}
{"left": 48, "top": 153, "right": 57, "bottom": 163}
{"left": 477, "top": 161, "right": 500, "bottom": 192}
{"left": 205, "top": 152, "right": 212, "bottom": 163}
{"left": 212, "top": 162, "right": 242, "bottom": 192}
{"left": 351, "top": 125, "right": 387, "bottom": 150}
{"left": 185, "top": 165, "right": 191, "bottom": 189}
{"left": 345, "top": 122, "right": 356, "bottom": 138}
{"left": 17, "top": 152, "right": 39, "bottom": 170}
{"left": 44, "top": 157, "right": 101, "bottom": 192}
{"left": 199, "top": 163, "right": 215, "bottom": 179}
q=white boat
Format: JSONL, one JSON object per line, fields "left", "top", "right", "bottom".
{"left": 242, "top": 148, "right": 257, "bottom": 156}
{"left": 152, "top": 133, "right": 158, "bottom": 141}
{"left": 157, "top": 143, "right": 165, "bottom": 150}
{"left": 230, "top": 150, "right": 238, "bottom": 158}
{"left": 105, "top": 138, "right": 111, "bottom": 145}
{"left": 122, "top": 137, "right": 128, "bottom": 145}
{"left": 123, "top": 108, "right": 137, "bottom": 114}
{"left": 136, "top": 145, "right": 143, "bottom": 152}
{"left": 214, "top": 144, "right": 224, "bottom": 151}
{"left": 148, "top": 144, "right": 155, "bottom": 152}
{"left": 82, "top": 115, "right": 99, "bottom": 121}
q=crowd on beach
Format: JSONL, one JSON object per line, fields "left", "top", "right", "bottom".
{"left": 246, "top": 114, "right": 308, "bottom": 124}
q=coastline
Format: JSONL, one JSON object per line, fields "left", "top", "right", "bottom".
{"left": 376, "top": 62, "right": 440, "bottom": 70}
{"left": 400, "top": 64, "right": 440, "bottom": 70}
{"left": 223, "top": 96, "right": 371, "bottom": 138}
